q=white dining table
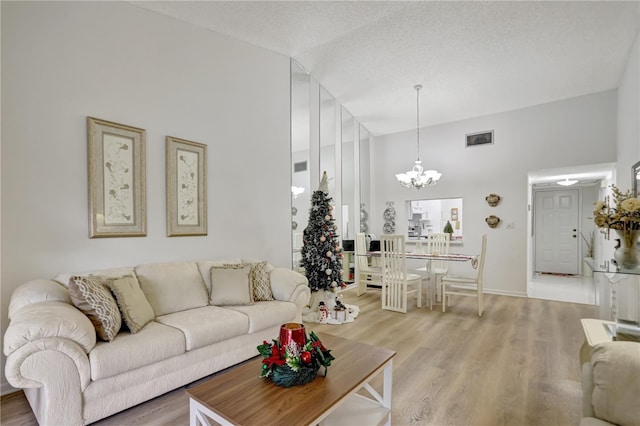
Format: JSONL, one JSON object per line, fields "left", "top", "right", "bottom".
{"left": 365, "top": 251, "right": 479, "bottom": 268}
{"left": 358, "top": 251, "right": 479, "bottom": 301}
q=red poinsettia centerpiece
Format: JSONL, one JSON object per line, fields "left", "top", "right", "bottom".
{"left": 257, "top": 324, "right": 334, "bottom": 388}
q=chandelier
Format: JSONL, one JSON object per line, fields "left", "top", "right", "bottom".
{"left": 395, "top": 85, "right": 442, "bottom": 189}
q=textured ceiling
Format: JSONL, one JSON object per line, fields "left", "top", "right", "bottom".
{"left": 133, "top": 1, "right": 640, "bottom": 137}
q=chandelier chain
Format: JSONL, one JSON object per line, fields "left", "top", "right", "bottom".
{"left": 415, "top": 84, "right": 421, "bottom": 161}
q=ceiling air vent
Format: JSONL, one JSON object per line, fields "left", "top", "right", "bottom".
{"left": 294, "top": 161, "right": 307, "bottom": 173}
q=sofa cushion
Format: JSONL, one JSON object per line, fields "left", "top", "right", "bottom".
{"left": 156, "top": 306, "right": 249, "bottom": 351}
{"left": 89, "top": 321, "right": 185, "bottom": 381}
{"left": 590, "top": 342, "right": 640, "bottom": 426}
{"left": 54, "top": 267, "right": 136, "bottom": 287}
{"left": 68, "top": 275, "right": 121, "bottom": 342}
{"left": 250, "top": 261, "right": 274, "bottom": 302}
{"left": 209, "top": 264, "right": 254, "bottom": 306}
{"left": 108, "top": 275, "right": 155, "bottom": 334}
{"left": 135, "top": 262, "right": 208, "bottom": 316}
{"left": 227, "top": 301, "right": 298, "bottom": 333}
{"left": 196, "top": 258, "right": 243, "bottom": 294}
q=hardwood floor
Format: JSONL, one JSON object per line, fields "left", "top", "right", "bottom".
{"left": 1, "top": 289, "right": 596, "bottom": 425}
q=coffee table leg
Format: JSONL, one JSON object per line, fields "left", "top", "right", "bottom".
{"left": 362, "top": 359, "right": 393, "bottom": 410}
{"left": 190, "top": 398, "right": 230, "bottom": 426}
{"left": 382, "top": 359, "right": 392, "bottom": 409}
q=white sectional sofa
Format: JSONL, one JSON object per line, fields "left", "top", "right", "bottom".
{"left": 3, "top": 259, "right": 310, "bottom": 425}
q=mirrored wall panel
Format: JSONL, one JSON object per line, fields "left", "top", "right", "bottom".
{"left": 406, "top": 198, "right": 463, "bottom": 241}
{"left": 320, "top": 86, "right": 336, "bottom": 196}
{"left": 291, "top": 60, "right": 310, "bottom": 270}
{"left": 359, "top": 124, "right": 371, "bottom": 234}
{"left": 341, "top": 107, "right": 355, "bottom": 240}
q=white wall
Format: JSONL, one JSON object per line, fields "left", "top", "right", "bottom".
{"left": 1, "top": 1, "right": 290, "bottom": 393}
{"left": 371, "top": 91, "right": 618, "bottom": 297}
{"left": 617, "top": 32, "right": 640, "bottom": 186}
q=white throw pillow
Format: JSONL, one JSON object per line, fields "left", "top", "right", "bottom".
{"left": 209, "top": 264, "right": 253, "bottom": 306}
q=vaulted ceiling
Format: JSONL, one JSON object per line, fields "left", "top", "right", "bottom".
{"left": 133, "top": 1, "right": 639, "bottom": 137}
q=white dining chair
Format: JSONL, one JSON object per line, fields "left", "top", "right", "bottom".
{"left": 441, "top": 234, "right": 487, "bottom": 316}
{"left": 380, "top": 234, "right": 422, "bottom": 313}
{"left": 427, "top": 233, "right": 450, "bottom": 300}
{"left": 356, "top": 232, "right": 382, "bottom": 295}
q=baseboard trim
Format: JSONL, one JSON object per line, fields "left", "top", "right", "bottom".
{"left": 484, "top": 289, "right": 527, "bottom": 298}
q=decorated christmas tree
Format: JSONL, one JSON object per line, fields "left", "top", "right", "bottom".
{"left": 300, "top": 171, "right": 344, "bottom": 292}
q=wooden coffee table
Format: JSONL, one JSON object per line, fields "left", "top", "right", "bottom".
{"left": 186, "top": 333, "right": 396, "bottom": 426}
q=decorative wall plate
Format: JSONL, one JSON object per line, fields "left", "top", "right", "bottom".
{"left": 485, "top": 193, "right": 501, "bottom": 207}
{"left": 485, "top": 215, "right": 500, "bottom": 228}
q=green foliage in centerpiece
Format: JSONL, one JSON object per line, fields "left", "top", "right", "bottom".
{"left": 257, "top": 331, "right": 335, "bottom": 388}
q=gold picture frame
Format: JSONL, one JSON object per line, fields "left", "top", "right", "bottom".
{"left": 166, "top": 136, "right": 207, "bottom": 236}
{"left": 87, "top": 117, "right": 146, "bottom": 238}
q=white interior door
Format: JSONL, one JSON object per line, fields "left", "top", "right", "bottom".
{"left": 534, "top": 188, "right": 580, "bottom": 274}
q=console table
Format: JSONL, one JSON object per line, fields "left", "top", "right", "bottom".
{"left": 586, "top": 259, "right": 640, "bottom": 341}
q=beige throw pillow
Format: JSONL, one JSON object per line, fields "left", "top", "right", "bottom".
{"left": 68, "top": 275, "right": 121, "bottom": 342}
{"left": 210, "top": 264, "right": 253, "bottom": 306}
{"left": 108, "top": 275, "right": 155, "bottom": 334}
{"left": 251, "top": 261, "right": 274, "bottom": 301}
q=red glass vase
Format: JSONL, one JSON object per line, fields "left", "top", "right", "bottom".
{"left": 279, "top": 323, "right": 306, "bottom": 349}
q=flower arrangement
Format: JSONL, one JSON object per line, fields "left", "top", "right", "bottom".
{"left": 257, "top": 327, "right": 334, "bottom": 388}
{"left": 593, "top": 186, "right": 640, "bottom": 231}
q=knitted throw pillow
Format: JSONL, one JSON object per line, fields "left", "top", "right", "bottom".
{"left": 68, "top": 275, "right": 121, "bottom": 342}
{"left": 251, "top": 261, "right": 274, "bottom": 301}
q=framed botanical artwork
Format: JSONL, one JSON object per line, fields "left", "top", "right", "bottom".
{"left": 166, "top": 136, "right": 207, "bottom": 236}
{"left": 465, "top": 130, "right": 494, "bottom": 147}
{"left": 87, "top": 117, "right": 146, "bottom": 238}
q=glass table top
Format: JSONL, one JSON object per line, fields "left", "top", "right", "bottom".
{"left": 587, "top": 258, "right": 640, "bottom": 275}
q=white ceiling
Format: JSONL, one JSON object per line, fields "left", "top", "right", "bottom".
{"left": 132, "top": 1, "right": 639, "bottom": 137}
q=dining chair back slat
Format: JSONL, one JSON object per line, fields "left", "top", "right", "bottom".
{"left": 381, "top": 235, "right": 422, "bottom": 313}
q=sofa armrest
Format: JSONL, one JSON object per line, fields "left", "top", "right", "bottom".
{"left": 5, "top": 336, "right": 91, "bottom": 391}
{"left": 584, "top": 342, "right": 640, "bottom": 426}
{"left": 581, "top": 360, "right": 595, "bottom": 418}
{"left": 4, "top": 301, "right": 96, "bottom": 356}
{"left": 8, "top": 279, "right": 71, "bottom": 320}
{"left": 5, "top": 337, "right": 88, "bottom": 425}
{"left": 269, "top": 268, "right": 310, "bottom": 322}
{"left": 269, "top": 268, "right": 309, "bottom": 301}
